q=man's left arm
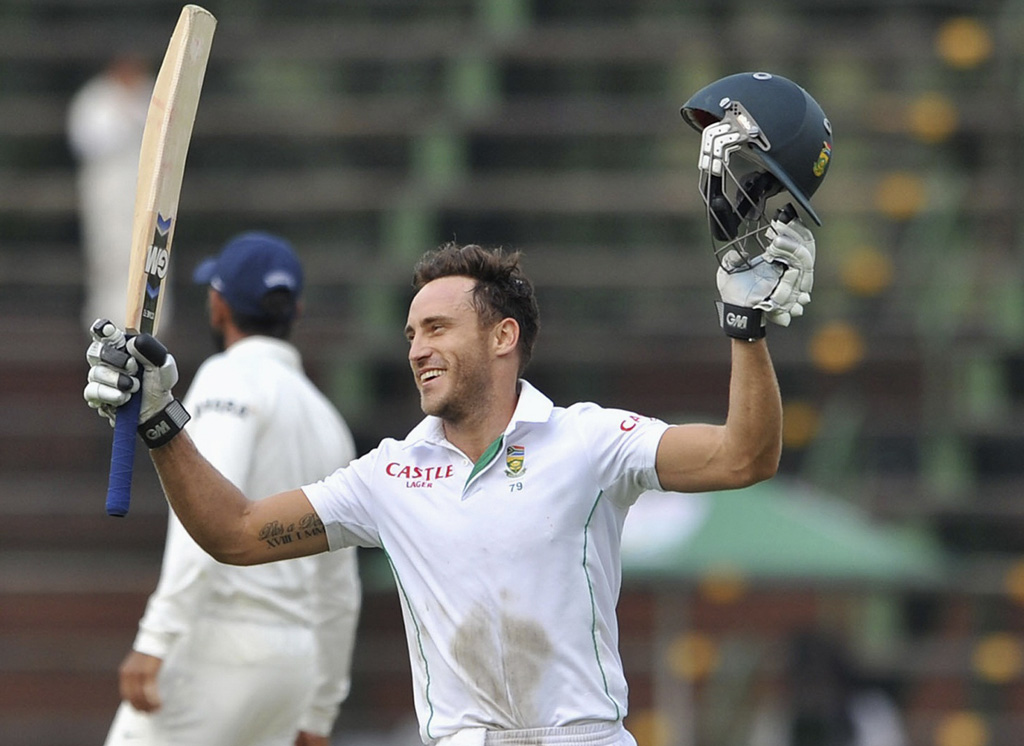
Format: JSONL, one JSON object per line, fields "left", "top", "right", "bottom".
{"left": 656, "top": 338, "right": 782, "bottom": 493}
{"left": 656, "top": 216, "right": 816, "bottom": 493}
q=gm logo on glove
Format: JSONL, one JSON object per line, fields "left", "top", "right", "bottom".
{"left": 726, "top": 312, "right": 749, "bottom": 330}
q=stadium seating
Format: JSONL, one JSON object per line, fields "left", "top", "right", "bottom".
{"left": 2, "top": 0, "right": 1022, "bottom": 744}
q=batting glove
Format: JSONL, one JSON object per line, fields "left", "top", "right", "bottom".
{"left": 85, "top": 319, "right": 189, "bottom": 447}
{"left": 85, "top": 319, "right": 139, "bottom": 426}
{"left": 715, "top": 215, "right": 816, "bottom": 339}
{"left": 762, "top": 215, "right": 815, "bottom": 326}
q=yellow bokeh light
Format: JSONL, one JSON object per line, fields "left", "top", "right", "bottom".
{"left": 875, "top": 172, "right": 928, "bottom": 220}
{"left": 935, "top": 711, "right": 989, "bottom": 746}
{"left": 908, "top": 93, "right": 959, "bottom": 144}
{"left": 1004, "top": 559, "right": 1024, "bottom": 605}
{"left": 810, "top": 321, "right": 865, "bottom": 374}
{"left": 972, "top": 633, "right": 1022, "bottom": 683}
{"left": 667, "top": 632, "right": 719, "bottom": 682}
{"left": 841, "top": 245, "right": 894, "bottom": 297}
{"left": 936, "top": 17, "right": 993, "bottom": 69}
{"left": 783, "top": 400, "right": 820, "bottom": 448}
{"left": 699, "top": 565, "right": 747, "bottom": 604}
{"left": 627, "top": 709, "right": 672, "bottom": 746}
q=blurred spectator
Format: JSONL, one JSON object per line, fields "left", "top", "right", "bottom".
{"left": 747, "top": 631, "right": 907, "bottom": 746}
{"left": 67, "top": 55, "right": 169, "bottom": 328}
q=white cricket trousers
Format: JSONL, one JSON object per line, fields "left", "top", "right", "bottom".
{"left": 435, "top": 722, "right": 637, "bottom": 746}
{"left": 104, "top": 616, "right": 316, "bottom": 746}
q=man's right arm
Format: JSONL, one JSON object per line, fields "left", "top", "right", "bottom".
{"left": 150, "top": 431, "right": 329, "bottom": 565}
{"left": 84, "top": 321, "right": 328, "bottom": 565}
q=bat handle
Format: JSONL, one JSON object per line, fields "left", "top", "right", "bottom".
{"left": 106, "top": 392, "right": 142, "bottom": 516}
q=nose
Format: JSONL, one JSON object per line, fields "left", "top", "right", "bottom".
{"left": 408, "top": 332, "right": 429, "bottom": 365}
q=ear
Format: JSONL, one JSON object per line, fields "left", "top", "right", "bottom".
{"left": 492, "top": 317, "right": 520, "bottom": 359}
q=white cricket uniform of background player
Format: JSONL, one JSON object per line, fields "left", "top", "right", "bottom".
{"left": 66, "top": 66, "right": 162, "bottom": 329}
{"left": 303, "top": 381, "right": 669, "bottom": 746}
{"left": 105, "top": 336, "right": 361, "bottom": 746}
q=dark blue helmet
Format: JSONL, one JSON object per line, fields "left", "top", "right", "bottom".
{"left": 682, "top": 71, "right": 833, "bottom": 226}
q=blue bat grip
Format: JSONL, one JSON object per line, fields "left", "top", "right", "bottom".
{"left": 106, "top": 391, "right": 142, "bottom": 517}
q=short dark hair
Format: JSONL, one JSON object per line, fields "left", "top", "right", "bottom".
{"left": 412, "top": 242, "right": 540, "bottom": 374}
{"left": 230, "top": 288, "right": 297, "bottom": 339}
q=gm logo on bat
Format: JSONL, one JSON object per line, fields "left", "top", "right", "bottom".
{"left": 145, "top": 214, "right": 173, "bottom": 280}
{"left": 145, "top": 244, "right": 170, "bottom": 279}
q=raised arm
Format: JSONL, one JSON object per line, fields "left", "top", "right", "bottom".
{"left": 151, "top": 431, "right": 328, "bottom": 565}
{"left": 667, "top": 69, "right": 831, "bottom": 492}
{"left": 656, "top": 337, "right": 781, "bottom": 493}
{"left": 655, "top": 213, "right": 814, "bottom": 494}
{"left": 84, "top": 321, "right": 328, "bottom": 565}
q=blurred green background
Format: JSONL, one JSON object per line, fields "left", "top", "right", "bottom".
{"left": 2, "top": 1, "right": 1023, "bottom": 745}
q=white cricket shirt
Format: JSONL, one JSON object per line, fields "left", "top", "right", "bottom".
{"left": 303, "top": 381, "right": 669, "bottom": 742}
{"left": 133, "top": 336, "right": 361, "bottom": 736}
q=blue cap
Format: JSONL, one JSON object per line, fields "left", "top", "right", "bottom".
{"left": 192, "top": 232, "right": 304, "bottom": 318}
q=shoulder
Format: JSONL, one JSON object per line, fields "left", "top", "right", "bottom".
{"left": 189, "top": 350, "right": 255, "bottom": 392}
{"left": 560, "top": 400, "right": 669, "bottom": 446}
{"left": 563, "top": 400, "right": 639, "bottom": 426}
{"left": 184, "top": 351, "right": 263, "bottom": 414}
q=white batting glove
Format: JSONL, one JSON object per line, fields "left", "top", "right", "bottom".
{"left": 762, "top": 216, "right": 815, "bottom": 326}
{"left": 84, "top": 319, "right": 181, "bottom": 426}
{"left": 85, "top": 319, "right": 138, "bottom": 426}
{"left": 715, "top": 216, "right": 816, "bottom": 338}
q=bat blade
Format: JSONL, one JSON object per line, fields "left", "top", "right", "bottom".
{"left": 106, "top": 4, "right": 216, "bottom": 517}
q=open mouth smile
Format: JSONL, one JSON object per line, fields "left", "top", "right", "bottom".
{"left": 419, "top": 369, "right": 445, "bottom": 385}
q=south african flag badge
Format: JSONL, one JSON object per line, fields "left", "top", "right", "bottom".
{"left": 505, "top": 444, "right": 525, "bottom": 477}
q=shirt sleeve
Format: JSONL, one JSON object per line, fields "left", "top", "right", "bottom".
{"left": 300, "top": 424, "right": 363, "bottom": 735}
{"left": 569, "top": 402, "right": 670, "bottom": 508}
{"left": 297, "top": 547, "right": 362, "bottom": 735}
{"left": 133, "top": 365, "right": 261, "bottom": 658}
{"left": 132, "top": 512, "right": 216, "bottom": 658}
{"left": 183, "top": 375, "right": 261, "bottom": 489}
{"left": 302, "top": 446, "right": 385, "bottom": 549}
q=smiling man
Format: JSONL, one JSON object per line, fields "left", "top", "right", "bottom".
{"left": 85, "top": 226, "right": 813, "bottom": 746}
{"left": 85, "top": 73, "right": 829, "bottom": 746}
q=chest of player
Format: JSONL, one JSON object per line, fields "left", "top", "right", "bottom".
{"left": 376, "top": 433, "right": 601, "bottom": 546}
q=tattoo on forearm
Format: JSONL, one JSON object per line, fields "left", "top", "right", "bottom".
{"left": 257, "top": 513, "right": 325, "bottom": 549}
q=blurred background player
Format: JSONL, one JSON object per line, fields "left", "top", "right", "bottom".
{"left": 66, "top": 55, "right": 171, "bottom": 329}
{"left": 102, "top": 231, "right": 361, "bottom": 746}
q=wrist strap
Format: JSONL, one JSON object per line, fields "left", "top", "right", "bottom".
{"left": 716, "top": 301, "right": 766, "bottom": 341}
{"left": 138, "top": 399, "right": 191, "bottom": 449}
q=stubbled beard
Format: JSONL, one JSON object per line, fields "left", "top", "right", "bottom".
{"left": 423, "top": 393, "right": 468, "bottom": 423}
{"left": 419, "top": 364, "right": 489, "bottom": 425}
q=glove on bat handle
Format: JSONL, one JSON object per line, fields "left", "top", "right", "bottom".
{"left": 106, "top": 336, "right": 168, "bottom": 517}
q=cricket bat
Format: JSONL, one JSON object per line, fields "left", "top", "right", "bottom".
{"left": 106, "top": 4, "right": 216, "bottom": 517}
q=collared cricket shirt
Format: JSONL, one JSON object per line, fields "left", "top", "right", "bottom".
{"left": 131, "top": 336, "right": 361, "bottom": 737}
{"left": 303, "top": 381, "right": 670, "bottom": 743}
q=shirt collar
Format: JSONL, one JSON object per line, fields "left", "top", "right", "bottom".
{"left": 402, "top": 379, "right": 554, "bottom": 449}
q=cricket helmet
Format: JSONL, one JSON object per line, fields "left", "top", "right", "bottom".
{"left": 682, "top": 71, "right": 833, "bottom": 231}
